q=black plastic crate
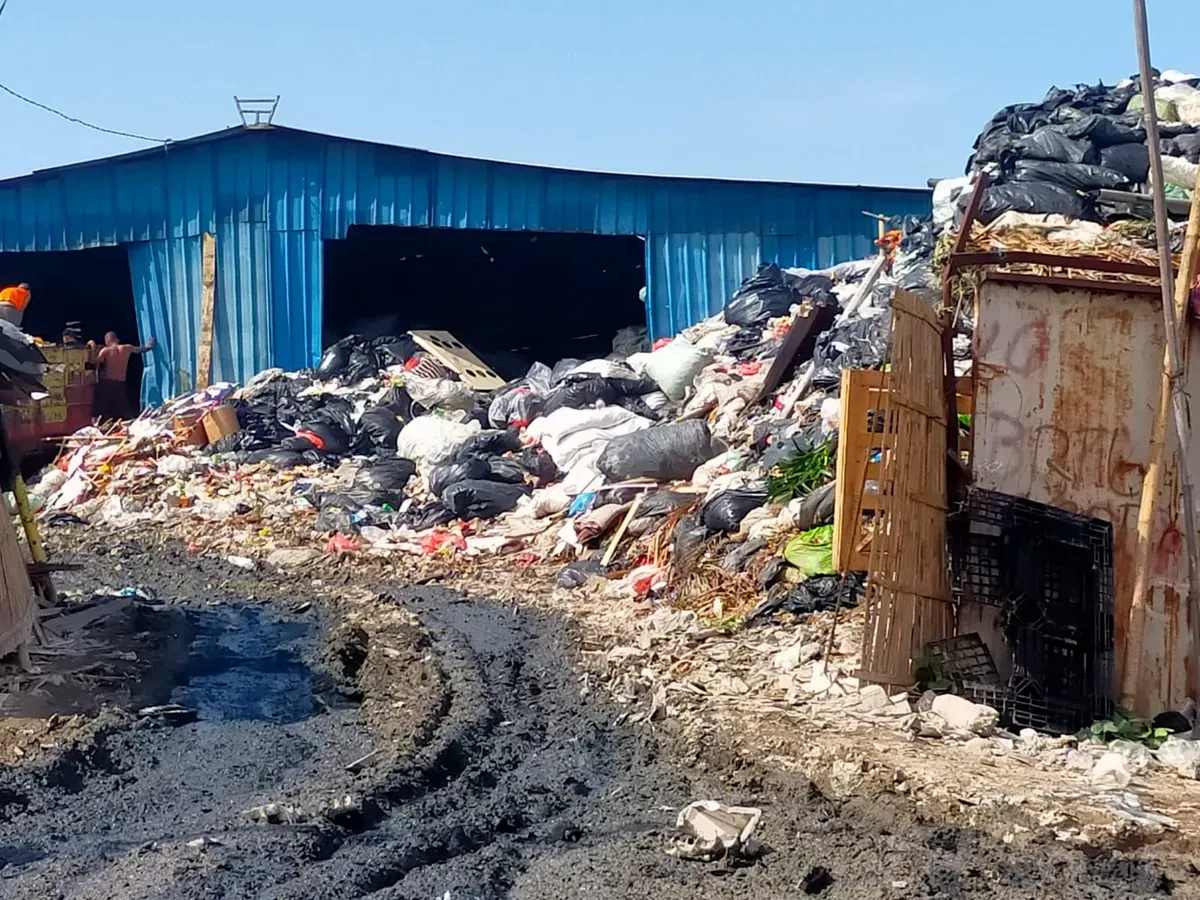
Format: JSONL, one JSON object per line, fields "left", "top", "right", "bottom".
{"left": 947, "top": 488, "right": 1115, "bottom": 733}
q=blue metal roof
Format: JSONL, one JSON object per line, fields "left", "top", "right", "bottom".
{"left": 0, "top": 127, "right": 931, "bottom": 406}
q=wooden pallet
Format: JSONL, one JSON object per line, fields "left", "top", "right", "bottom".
{"left": 833, "top": 369, "right": 972, "bottom": 574}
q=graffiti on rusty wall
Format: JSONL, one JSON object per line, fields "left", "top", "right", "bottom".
{"left": 971, "top": 277, "right": 1193, "bottom": 714}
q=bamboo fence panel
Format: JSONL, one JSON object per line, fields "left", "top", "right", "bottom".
{"left": 858, "top": 290, "right": 954, "bottom": 687}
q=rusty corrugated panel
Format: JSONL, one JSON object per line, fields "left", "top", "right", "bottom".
{"left": 972, "top": 275, "right": 1194, "bottom": 715}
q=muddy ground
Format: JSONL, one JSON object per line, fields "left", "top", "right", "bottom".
{"left": 0, "top": 527, "right": 1187, "bottom": 899}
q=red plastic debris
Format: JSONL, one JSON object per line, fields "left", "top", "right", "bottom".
{"left": 403, "top": 356, "right": 421, "bottom": 371}
{"left": 630, "top": 565, "right": 665, "bottom": 597}
{"left": 296, "top": 429, "right": 326, "bottom": 450}
{"left": 652, "top": 337, "right": 672, "bottom": 351}
{"left": 514, "top": 550, "right": 540, "bottom": 567}
{"left": 420, "top": 531, "right": 467, "bottom": 555}
{"left": 737, "top": 361, "right": 763, "bottom": 377}
{"left": 324, "top": 533, "right": 361, "bottom": 554}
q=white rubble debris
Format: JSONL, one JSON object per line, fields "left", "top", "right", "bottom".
{"left": 1090, "top": 752, "right": 1133, "bottom": 790}
{"left": 929, "top": 694, "right": 999, "bottom": 737}
{"left": 1155, "top": 737, "right": 1200, "bottom": 779}
{"left": 669, "top": 800, "right": 762, "bottom": 862}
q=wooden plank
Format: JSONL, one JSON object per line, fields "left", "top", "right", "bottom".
{"left": 196, "top": 233, "right": 216, "bottom": 391}
{"left": 833, "top": 369, "right": 887, "bottom": 573}
{"left": 750, "top": 302, "right": 837, "bottom": 406}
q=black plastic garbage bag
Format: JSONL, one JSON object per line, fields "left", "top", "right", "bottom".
{"left": 596, "top": 420, "right": 717, "bottom": 482}
{"left": 638, "top": 490, "right": 694, "bottom": 518}
{"left": 237, "top": 402, "right": 291, "bottom": 445}
{"left": 549, "top": 358, "right": 585, "bottom": 385}
{"left": 810, "top": 310, "right": 892, "bottom": 390}
{"left": 724, "top": 263, "right": 804, "bottom": 327}
{"left": 1012, "top": 127, "right": 1094, "bottom": 165}
{"left": 367, "top": 334, "right": 418, "bottom": 367}
{"left": 405, "top": 501, "right": 456, "bottom": 531}
{"left": 342, "top": 348, "right": 381, "bottom": 384}
{"left": 486, "top": 457, "right": 527, "bottom": 484}
{"left": 207, "top": 431, "right": 262, "bottom": 454}
{"left": 452, "top": 429, "right": 523, "bottom": 460}
{"left": 428, "top": 457, "right": 491, "bottom": 497}
{"left": 977, "top": 182, "right": 1085, "bottom": 225}
{"left": 793, "top": 482, "right": 836, "bottom": 532}
{"left": 354, "top": 457, "right": 417, "bottom": 493}
{"left": 1010, "top": 160, "right": 1129, "bottom": 191}
{"left": 615, "top": 395, "right": 663, "bottom": 422}
{"left": 1100, "top": 143, "right": 1151, "bottom": 181}
{"left": 745, "top": 573, "right": 865, "bottom": 625}
{"left": 516, "top": 447, "right": 560, "bottom": 486}
{"left": 316, "top": 335, "right": 358, "bottom": 380}
{"left": 296, "top": 419, "right": 351, "bottom": 456}
{"left": 761, "top": 430, "right": 832, "bottom": 471}
{"left": 1050, "top": 113, "right": 1144, "bottom": 146}
{"left": 700, "top": 486, "right": 770, "bottom": 532}
{"left": 441, "top": 480, "right": 527, "bottom": 520}
{"left": 721, "top": 538, "right": 767, "bottom": 573}
{"left": 542, "top": 376, "right": 618, "bottom": 415}
{"left": 276, "top": 435, "right": 317, "bottom": 453}
{"left": 489, "top": 386, "right": 544, "bottom": 428}
{"left": 1170, "top": 132, "right": 1200, "bottom": 163}
{"left": 353, "top": 407, "right": 404, "bottom": 453}
{"left": 556, "top": 559, "right": 607, "bottom": 589}
{"left": 316, "top": 504, "right": 357, "bottom": 534}
{"left": 672, "top": 515, "right": 711, "bottom": 568}
{"left": 249, "top": 449, "right": 309, "bottom": 469}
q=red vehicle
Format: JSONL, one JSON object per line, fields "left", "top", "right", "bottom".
{"left": 2, "top": 344, "right": 97, "bottom": 456}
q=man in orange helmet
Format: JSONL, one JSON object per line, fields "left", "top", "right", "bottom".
{"left": 0, "top": 283, "right": 31, "bottom": 327}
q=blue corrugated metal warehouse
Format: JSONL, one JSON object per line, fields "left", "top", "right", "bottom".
{"left": 0, "top": 125, "right": 930, "bottom": 407}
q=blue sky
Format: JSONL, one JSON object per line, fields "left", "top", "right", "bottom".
{"left": 1, "top": 1, "right": 1196, "bottom": 187}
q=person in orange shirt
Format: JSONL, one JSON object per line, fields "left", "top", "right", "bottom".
{"left": 0, "top": 284, "right": 31, "bottom": 327}
{"left": 88, "top": 331, "right": 156, "bottom": 422}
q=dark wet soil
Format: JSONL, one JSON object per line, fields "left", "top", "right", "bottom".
{"left": 0, "top": 528, "right": 1185, "bottom": 898}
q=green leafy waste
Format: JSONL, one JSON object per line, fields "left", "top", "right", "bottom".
{"left": 1082, "top": 710, "right": 1173, "bottom": 750}
{"left": 767, "top": 442, "right": 834, "bottom": 503}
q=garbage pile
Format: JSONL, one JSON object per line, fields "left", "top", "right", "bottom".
{"left": 28, "top": 255, "right": 906, "bottom": 624}
{"left": 960, "top": 69, "right": 1200, "bottom": 224}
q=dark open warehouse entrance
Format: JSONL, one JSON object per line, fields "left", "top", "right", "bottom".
{"left": 0, "top": 246, "right": 142, "bottom": 411}
{"left": 322, "top": 226, "right": 646, "bottom": 379}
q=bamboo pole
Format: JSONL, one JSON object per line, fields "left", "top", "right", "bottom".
{"left": 1123, "top": 163, "right": 1200, "bottom": 707}
{"left": 1123, "top": 0, "right": 1200, "bottom": 713}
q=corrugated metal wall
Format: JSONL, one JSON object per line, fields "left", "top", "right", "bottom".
{"left": 0, "top": 128, "right": 930, "bottom": 405}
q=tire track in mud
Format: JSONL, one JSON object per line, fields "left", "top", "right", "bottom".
{"left": 0, "top": 536, "right": 1185, "bottom": 899}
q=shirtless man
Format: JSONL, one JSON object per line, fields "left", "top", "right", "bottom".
{"left": 90, "top": 331, "right": 155, "bottom": 422}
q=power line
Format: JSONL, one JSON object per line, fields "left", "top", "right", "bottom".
{"left": 0, "top": 80, "right": 166, "bottom": 143}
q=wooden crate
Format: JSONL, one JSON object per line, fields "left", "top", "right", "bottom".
{"left": 833, "top": 369, "right": 972, "bottom": 573}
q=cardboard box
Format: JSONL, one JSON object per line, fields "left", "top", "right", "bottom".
{"left": 173, "top": 415, "right": 207, "bottom": 447}
{"left": 202, "top": 406, "right": 240, "bottom": 444}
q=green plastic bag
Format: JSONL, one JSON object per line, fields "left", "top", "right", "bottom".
{"left": 1127, "top": 94, "right": 1179, "bottom": 122}
{"left": 783, "top": 525, "right": 835, "bottom": 578}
